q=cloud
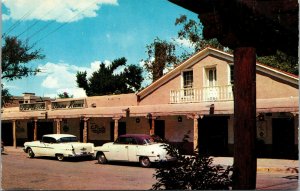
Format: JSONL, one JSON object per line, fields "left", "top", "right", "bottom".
{"left": 175, "top": 38, "right": 195, "bottom": 49}
{"left": 37, "top": 61, "right": 101, "bottom": 97}
{"left": 2, "top": 0, "right": 118, "bottom": 23}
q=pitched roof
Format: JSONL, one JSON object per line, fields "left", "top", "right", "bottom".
{"left": 137, "top": 47, "right": 298, "bottom": 100}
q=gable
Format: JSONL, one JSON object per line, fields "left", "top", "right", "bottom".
{"left": 137, "top": 47, "right": 298, "bottom": 102}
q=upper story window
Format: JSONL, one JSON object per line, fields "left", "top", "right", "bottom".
{"left": 183, "top": 70, "right": 193, "bottom": 89}
{"left": 206, "top": 67, "right": 217, "bottom": 87}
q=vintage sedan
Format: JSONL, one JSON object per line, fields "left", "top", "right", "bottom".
{"left": 94, "top": 134, "right": 174, "bottom": 167}
{"left": 23, "top": 134, "right": 94, "bottom": 161}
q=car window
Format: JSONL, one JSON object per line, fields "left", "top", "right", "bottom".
{"left": 57, "top": 137, "right": 78, "bottom": 143}
{"left": 115, "top": 137, "right": 137, "bottom": 144}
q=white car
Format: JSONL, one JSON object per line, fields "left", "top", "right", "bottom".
{"left": 23, "top": 134, "right": 94, "bottom": 161}
{"left": 94, "top": 134, "right": 174, "bottom": 167}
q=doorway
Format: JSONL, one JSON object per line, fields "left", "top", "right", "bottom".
{"left": 110, "top": 122, "right": 126, "bottom": 141}
{"left": 154, "top": 120, "right": 165, "bottom": 139}
{"left": 272, "top": 118, "right": 295, "bottom": 158}
{"left": 198, "top": 116, "right": 229, "bottom": 156}
{"left": 2, "top": 122, "right": 13, "bottom": 146}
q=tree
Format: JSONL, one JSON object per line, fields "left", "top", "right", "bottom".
{"left": 1, "top": 36, "right": 45, "bottom": 107}
{"left": 76, "top": 57, "right": 143, "bottom": 96}
{"left": 57, "top": 92, "right": 74, "bottom": 99}
{"left": 175, "top": 15, "right": 231, "bottom": 55}
{"left": 2, "top": 36, "right": 45, "bottom": 81}
{"left": 143, "top": 38, "right": 178, "bottom": 82}
{"left": 175, "top": 14, "right": 298, "bottom": 75}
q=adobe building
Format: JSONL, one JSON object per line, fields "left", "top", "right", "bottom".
{"left": 1, "top": 47, "right": 298, "bottom": 159}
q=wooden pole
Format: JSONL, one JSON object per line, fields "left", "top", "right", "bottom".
{"left": 34, "top": 119, "right": 38, "bottom": 141}
{"left": 233, "top": 47, "right": 257, "bottom": 189}
{"left": 12, "top": 120, "right": 17, "bottom": 148}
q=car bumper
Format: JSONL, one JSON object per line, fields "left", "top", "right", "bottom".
{"left": 67, "top": 152, "right": 95, "bottom": 158}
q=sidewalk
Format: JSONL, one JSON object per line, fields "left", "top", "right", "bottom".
{"left": 3, "top": 146, "right": 299, "bottom": 173}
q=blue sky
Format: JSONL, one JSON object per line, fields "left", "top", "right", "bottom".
{"left": 2, "top": 0, "right": 198, "bottom": 98}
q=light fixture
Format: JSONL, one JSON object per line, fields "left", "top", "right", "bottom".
{"left": 178, "top": 116, "right": 182, "bottom": 122}
{"left": 136, "top": 118, "right": 140, "bottom": 123}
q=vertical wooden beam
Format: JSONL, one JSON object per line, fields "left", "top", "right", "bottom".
{"left": 55, "top": 119, "right": 62, "bottom": 134}
{"left": 12, "top": 120, "right": 17, "bottom": 148}
{"left": 193, "top": 115, "right": 199, "bottom": 151}
{"left": 114, "top": 118, "right": 119, "bottom": 141}
{"left": 233, "top": 47, "right": 257, "bottom": 190}
{"left": 83, "top": 118, "right": 89, "bottom": 143}
{"left": 34, "top": 119, "right": 38, "bottom": 141}
{"left": 150, "top": 118, "right": 155, "bottom": 135}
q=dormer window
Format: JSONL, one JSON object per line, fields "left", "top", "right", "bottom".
{"left": 183, "top": 70, "right": 193, "bottom": 89}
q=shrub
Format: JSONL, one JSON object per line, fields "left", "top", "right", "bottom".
{"left": 152, "top": 142, "right": 233, "bottom": 190}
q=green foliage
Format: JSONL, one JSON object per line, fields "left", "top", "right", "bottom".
{"left": 257, "top": 50, "right": 298, "bottom": 75}
{"left": 152, "top": 137, "right": 233, "bottom": 190}
{"left": 1, "top": 36, "right": 45, "bottom": 81}
{"left": 143, "top": 37, "right": 178, "bottom": 82}
{"left": 1, "top": 85, "right": 12, "bottom": 107}
{"left": 57, "top": 92, "right": 73, "bottom": 98}
{"left": 76, "top": 57, "right": 143, "bottom": 96}
{"left": 175, "top": 15, "right": 230, "bottom": 54}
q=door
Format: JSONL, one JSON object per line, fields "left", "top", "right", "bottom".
{"left": 2, "top": 122, "right": 13, "bottom": 146}
{"left": 198, "top": 116, "right": 229, "bottom": 156}
{"left": 154, "top": 120, "right": 165, "bottom": 139}
{"left": 205, "top": 67, "right": 218, "bottom": 101}
{"left": 37, "top": 122, "right": 54, "bottom": 140}
{"left": 272, "top": 118, "right": 295, "bottom": 158}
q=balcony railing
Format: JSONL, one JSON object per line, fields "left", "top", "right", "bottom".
{"left": 19, "top": 102, "right": 47, "bottom": 111}
{"left": 170, "top": 85, "right": 233, "bottom": 103}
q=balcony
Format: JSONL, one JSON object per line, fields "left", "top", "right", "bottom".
{"left": 170, "top": 85, "right": 233, "bottom": 103}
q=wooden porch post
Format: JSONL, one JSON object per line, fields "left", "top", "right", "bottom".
{"left": 233, "top": 47, "right": 257, "bottom": 189}
{"left": 150, "top": 118, "right": 155, "bottom": 135}
{"left": 55, "top": 119, "right": 62, "bottom": 134}
{"left": 34, "top": 119, "right": 38, "bottom": 141}
{"left": 113, "top": 116, "right": 122, "bottom": 141}
{"left": 114, "top": 118, "right": 119, "bottom": 141}
{"left": 83, "top": 118, "right": 89, "bottom": 143}
{"left": 12, "top": 120, "right": 17, "bottom": 148}
{"left": 193, "top": 115, "right": 200, "bottom": 152}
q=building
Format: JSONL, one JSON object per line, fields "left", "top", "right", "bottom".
{"left": 1, "top": 47, "right": 298, "bottom": 159}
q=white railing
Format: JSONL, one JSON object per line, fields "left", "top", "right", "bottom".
{"left": 170, "top": 85, "right": 233, "bottom": 103}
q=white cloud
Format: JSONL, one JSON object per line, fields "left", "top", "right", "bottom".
{"left": 175, "top": 38, "right": 195, "bottom": 49}
{"left": 2, "top": 0, "right": 118, "bottom": 23}
{"left": 37, "top": 60, "right": 101, "bottom": 97}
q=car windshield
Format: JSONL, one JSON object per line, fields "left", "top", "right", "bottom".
{"left": 57, "top": 137, "right": 78, "bottom": 143}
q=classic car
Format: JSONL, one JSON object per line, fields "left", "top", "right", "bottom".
{"left": 23, "top": 134, "right": 94, "bottom": 161}
{"left": 94, "top": 134, "right": 174, "bottom": 167}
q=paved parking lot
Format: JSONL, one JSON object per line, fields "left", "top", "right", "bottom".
{"left": 1, "top": 149, "right": 298, "bottom": 190}
{"left": 2, "top": 151, "right": 156, "bottom": 190}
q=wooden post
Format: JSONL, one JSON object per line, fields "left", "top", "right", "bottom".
{"left": 83, "top": 118, "right": 89, "bottom": 143}
{"left": 150, "top": 118, "right": 155, "bottom": 135}
{"left": 114, "top": 118, "right": 119, "bottom": 141}
{"left": 233, "top": 47, "right": 257, "bottom": 189}
{"left": 34, "top": 119, "right": 38, "bottom": 141}
{"left": 12, "top": 120, "right": 17, "bottom": 148}
{"left": 193, "top": 115, "right": 199, "bottom": 151}
{"left": 55, "top": 119, "right": 62, "bottom": 134}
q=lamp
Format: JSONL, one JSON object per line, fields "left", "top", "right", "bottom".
{"left": 178, "top": 116, "right": 182, "bottom": 122}
{"left": 136, "top": 118, "right": 140, "bottom": 123}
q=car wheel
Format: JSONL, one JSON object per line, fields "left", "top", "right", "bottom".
{"left": 140, "top": 157, "right": 151, "bottom": 168}
{"left": 97, "top": 153, "right": 107, "bottom": 164}
{"left": 27, "top": 148, "right": 35, "bottom": 158}
{"left": 56, "top": 154, "right": 64, "bottom": 161}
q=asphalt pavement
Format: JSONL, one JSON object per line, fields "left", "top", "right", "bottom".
{"left": 3, "top": 146, "right": 299, "bottom": 174}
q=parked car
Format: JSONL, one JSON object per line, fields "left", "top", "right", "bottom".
{"left": 94, "top": 134, "right": 174, "bottom": 167}
{"left": 23, "top": 134, "right": 94, "bottom": 161}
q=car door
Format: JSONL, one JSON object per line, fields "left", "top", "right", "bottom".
{"left": 39, "top": 137, "right": 56, "bottom": 157}
{"left": 110, "top": 137, "right": 129, "bottom": 161}
{"left": 127, "top": 138, "right": 139, "bottom": 162}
